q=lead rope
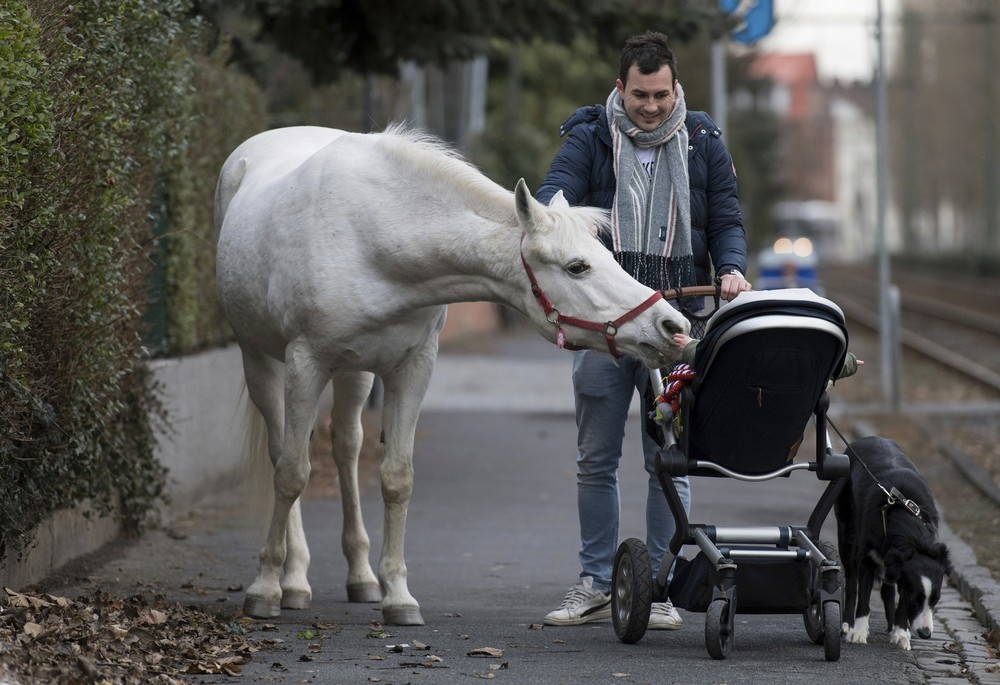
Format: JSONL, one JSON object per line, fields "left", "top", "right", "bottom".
{"left": 827, "top": 417, "right": 923, "bottom": 535}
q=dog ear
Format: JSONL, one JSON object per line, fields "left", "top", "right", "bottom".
{"left": 883, "top": 548, "right": 904, "bottom": 584}
{"left": 885, "top": 546, "right": 915, "bottom": 584}
{"left": 930, "top": 542, "right": 953, "bottom": 574}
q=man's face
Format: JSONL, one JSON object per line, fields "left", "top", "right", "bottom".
{"left": 616, "top": 64, "right": 676, "bottom": 132}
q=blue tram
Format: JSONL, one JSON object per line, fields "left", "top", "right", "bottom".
{"left": 754, "top": 200, "right": 839, "bottom": 294}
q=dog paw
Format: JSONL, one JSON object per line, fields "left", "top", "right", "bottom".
{"left": 889, "top": 627, "right": 912, "bottom": 650}
{"left": 845, "top": 616, "right": 870, "bottom": 644}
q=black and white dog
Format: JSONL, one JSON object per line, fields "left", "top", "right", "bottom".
{"left": 835, "top": 436, "right": 952, "bottom": 650}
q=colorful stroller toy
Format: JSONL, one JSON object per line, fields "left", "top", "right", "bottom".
{"left": 611, "top": 287, "right": 851, "bottom": 661}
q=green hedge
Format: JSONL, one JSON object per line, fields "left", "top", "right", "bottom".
{"left": 0, "top": 0, "right": 266, "bottom": 561}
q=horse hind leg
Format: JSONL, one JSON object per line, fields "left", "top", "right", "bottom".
{"left": 241, "top": 344, "right": 325, "bottom": 617}
{"left": 330, "top": 372, "right": 381, "bottom": 603}
{"left": 376, "top": 332, "right": 442, "bottom": 626}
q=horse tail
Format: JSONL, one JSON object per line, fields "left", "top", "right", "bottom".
{"left": 214, "top": 156, "right": 248, "bottom": 234}
{"left": 237, "top": 383, "right": 276, "bottom": 532}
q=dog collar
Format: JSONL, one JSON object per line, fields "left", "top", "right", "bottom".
{"left": 880, "top": 486, "right": 923, "bottom": 535}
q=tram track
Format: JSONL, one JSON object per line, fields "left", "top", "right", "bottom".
{"left": 815, "top": 262, "right": 1000, "bottom": 587}
{"left": 822, "top": 264, "right": 1000, "bottom": 395}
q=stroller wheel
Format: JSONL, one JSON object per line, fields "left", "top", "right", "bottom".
{"left": 612, "top": 538, "right": 653, "bottom": 644}
{"left": 823, "top": 601, "right": 842, "bottom": 662}
{"left": 705, "top": 598, "right": 734, "bottom": 659}
{"left": 803, "top": 540, "right": 842, "bottom": 644}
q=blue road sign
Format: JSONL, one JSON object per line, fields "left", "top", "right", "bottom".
{"left": 719, "top": 0, "right": 774, "bottom": 44}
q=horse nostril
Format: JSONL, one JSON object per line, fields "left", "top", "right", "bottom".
{"left": 662, "top": 318, "right": 686, "bottom": 337}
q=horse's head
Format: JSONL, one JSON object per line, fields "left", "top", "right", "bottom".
{"left": 514, "top": 179, "right": 690, "bottom": 368}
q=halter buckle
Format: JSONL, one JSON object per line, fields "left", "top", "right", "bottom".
{"left": 546, "top": 309, "right": 560, "bottom": 325}
{"left": 604, "top": 321, "right": 619, "bottom": 337}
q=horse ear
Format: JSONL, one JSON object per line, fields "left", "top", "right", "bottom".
{"left": 548, "top": 190, "right": 570, "bottom": 209}
{"left": 514, "top": 178, "right": 538, "bottom": 233}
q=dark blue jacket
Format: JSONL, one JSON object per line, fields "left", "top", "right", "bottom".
{"left": 536, "top": 105, "right": 746, "bottom": 287}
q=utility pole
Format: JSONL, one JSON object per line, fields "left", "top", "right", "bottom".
{"left": 876, "top": 0, "right": 901, "bottom": 409}
{"left": 711, "top": 34, "right": 727, "bottom": 138}
{"left": 982, "top": 1, "right": 999, "bottom": 255}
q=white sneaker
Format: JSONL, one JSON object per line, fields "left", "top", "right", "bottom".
{"left": 648, "top": 599, "right": 683, "bottom": 630}
{"left": 543, "top": 577, "right": 612, "bottom": 626}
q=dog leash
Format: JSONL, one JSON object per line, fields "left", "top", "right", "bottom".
{"left": 827, "top": 418, "right": 924, "bottom": 533}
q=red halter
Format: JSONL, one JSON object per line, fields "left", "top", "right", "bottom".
{"left": 519, "top": 234, "right": 665, "bottom": 358}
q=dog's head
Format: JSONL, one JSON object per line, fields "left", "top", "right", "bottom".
{"left": 884, "top": 542, "right": 952, "bottom": 639}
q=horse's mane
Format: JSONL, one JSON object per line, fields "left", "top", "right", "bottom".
{"left": 377, "top": 123, "right": 514, "bottom": 223}
{"left": 375, "top": 123, "right": 611, "bottom": 238}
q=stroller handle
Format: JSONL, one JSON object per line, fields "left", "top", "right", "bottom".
{"left": 659, "top": 285, "right": 721, "bottom": 302}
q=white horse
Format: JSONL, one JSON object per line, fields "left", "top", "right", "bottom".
{"left": 215, "top": 125, "right": 689, "bottom": 625}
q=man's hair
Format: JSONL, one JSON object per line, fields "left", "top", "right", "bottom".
{"left": 619, "top": 30, "right": 678, "bottom": 84}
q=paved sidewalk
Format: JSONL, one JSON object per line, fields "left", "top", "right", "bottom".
{"left": 28, "top": 327, "right": 1000, "bottom": 684}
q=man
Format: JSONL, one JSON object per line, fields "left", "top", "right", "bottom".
{"left": 536, "top": 31, "right": 750, "bottom": 629}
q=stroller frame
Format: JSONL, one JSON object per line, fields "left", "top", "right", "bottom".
{"left": 611, "top": 287, "right": 851, "bottom": 661}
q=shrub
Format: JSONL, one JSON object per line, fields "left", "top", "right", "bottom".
{"left": 0, "top": 0, "right": 224, "bottom": 559}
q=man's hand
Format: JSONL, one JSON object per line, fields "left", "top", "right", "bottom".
{"left": 719, "top": 272, "right": 751, "bottom": 301}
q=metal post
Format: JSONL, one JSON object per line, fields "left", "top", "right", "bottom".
{"left": 711, "top": 37, "right": 727, "bottom": 138}
{"left": 876, "top": 0, "right": 899, "bottom": 409}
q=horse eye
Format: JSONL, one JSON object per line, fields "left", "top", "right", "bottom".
{"left": 566, "top": 260, "right": 589, "bottom": 275}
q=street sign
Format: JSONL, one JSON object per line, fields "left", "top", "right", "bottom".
{"left": 719, "top": 0, "right": 774, "bottom": 44}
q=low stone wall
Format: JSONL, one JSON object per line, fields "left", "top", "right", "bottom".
{"left": 0, "top": 302, "right": 502, "bottom": 590}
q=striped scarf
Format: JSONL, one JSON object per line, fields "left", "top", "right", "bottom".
{"left": 606, "top": 84, "right": 694, "bottom": 290}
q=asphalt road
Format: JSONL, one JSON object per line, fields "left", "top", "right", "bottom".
{"left": 38, "top": 328, "right": 990, "bottom": 684}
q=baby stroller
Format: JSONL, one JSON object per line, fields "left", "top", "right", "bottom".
{"left": 611, "top": 287, "right": 851, "bottom": 661}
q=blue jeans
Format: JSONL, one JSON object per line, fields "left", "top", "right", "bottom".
{"left": 572, "top": 348, "right": 691, "bottom": 593}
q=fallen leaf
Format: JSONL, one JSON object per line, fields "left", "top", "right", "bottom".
{"left": 369, "top": 655, "right": 384, "bottom": 660}
{"left": 476, "top": 674, "right": 495, "bottom": 680}
{"left": 613, "top": 673, "right": 631, "bottom": 678}
{"left": 5, "top": 588, "right": 52, "bottom": 610}
{"left": 426, "top": 654, "right": 443, "bottom": 662}
{"left": 142, "top": 608, "right": 168, "bottom": 625}
{"left": 44, "top": 594, "right": 71, "bottom": 608}
{"left": 411, "top": 639, "right": 429, "bottom": 650}
{"left": 22, "top": 622, "right": 44, "bottom": 637}
{"left": 467, "top": 647, "right": 504, "bottom": 658}
{"left": 528, "top": 623, "right": 543, "bottom": 630}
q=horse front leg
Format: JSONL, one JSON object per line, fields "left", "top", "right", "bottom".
{"left": 245, "top": 342, "right": 326, "bottom": 617}
{"left": 377, "top": 341, "right": 439, "bottom": 626}
{"left": 331, "top": 372, "right": 381, "bottom": 602}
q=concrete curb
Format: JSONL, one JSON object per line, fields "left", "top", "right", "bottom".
{"left": 939, "top": 516, "right": 1000, "bottom": 637}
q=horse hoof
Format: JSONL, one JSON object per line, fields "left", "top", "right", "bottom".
{"left": 347, "top": 583, "right": 382, "bottom": 603}
{"left": 382, "top": 605, "right": 425, "bottom": 626}
{"left": 281, "top": 589, "right": 312, "bottom": 610}
{"left": 243, "top": 595, "right": 281, "bottom": 618}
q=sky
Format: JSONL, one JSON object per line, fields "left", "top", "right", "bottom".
{"left": 754, "top": 0, "right": 900, "bottom": 83}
